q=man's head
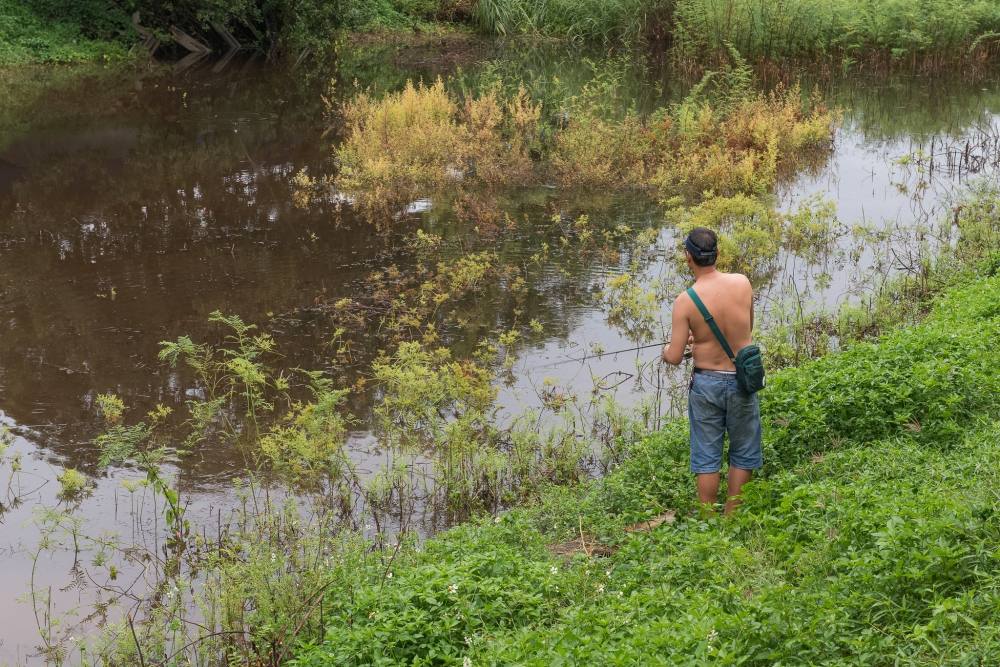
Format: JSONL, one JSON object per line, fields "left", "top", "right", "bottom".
{"left": 683, "top": 227, "right": 718, "bottom": 270}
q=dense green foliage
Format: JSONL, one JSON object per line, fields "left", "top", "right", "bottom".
{"left": 472, "top": 0, "right": 1000, "bottom": 63}
{"left": 291, "top": 270, "right": 1000, "bottom": 665}
{"left": 0, "top": 0, "right": 463, "bottom": 65}
{"left": 6, "top": 0, "right": 1000, "bottom": 65}
{"left": 671, "top": 0, "right": 1000, "bottom": 63}
{"left": 0, "top": 0, "right": 130, "bottom": 64}
{"left": 472, "top": 0, "right": 672, "bottom": 43}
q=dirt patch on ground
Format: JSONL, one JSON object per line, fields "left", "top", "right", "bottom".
{"left": 547, "top": 511, "right": 676, "bottom": 559}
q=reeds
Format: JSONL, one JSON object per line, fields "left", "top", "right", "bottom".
{"left": 672, "top": 0, "right": 1000, "bottom": 66}
{"left": 472, "top": 0, "right": 672, "bottom": 43}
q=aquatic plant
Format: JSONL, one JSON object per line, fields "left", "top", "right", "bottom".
{"left": 56, "top": 468, "right": 88, "bottom": 498}
{"left": 670, "top": 193, "right": 841, "bottom": 286}
{"left": 335, "top": 57, "right": 835, "bottom": 209}
{"left": 336, "top": 79, "right": 541, "bottom": 212}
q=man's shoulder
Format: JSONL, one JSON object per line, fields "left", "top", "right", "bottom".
{"left": 720, "top": 272, "right": 753, "bottom": 292}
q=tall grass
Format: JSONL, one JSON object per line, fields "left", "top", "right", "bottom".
{"left": 670, "top": 0, "right": 1000, "bottom": 64}
{"left": 472, "top": 0, "right": 673, "bottom": 42}
{"left": 471, "top": 0, "right": 1000, "bottom": 66}
{"left": 674, "top": 0, "right": 1000, "bottom": 61}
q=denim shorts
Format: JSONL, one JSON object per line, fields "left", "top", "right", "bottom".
{"left": 688, "top": 370, "right": 763, "bottom": 473}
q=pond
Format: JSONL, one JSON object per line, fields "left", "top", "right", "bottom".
{"left": 0, "top": 42, "right": 998, "bottom": 659}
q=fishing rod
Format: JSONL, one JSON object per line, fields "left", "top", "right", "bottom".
{"left": 534, "top": 340, "right": 687, "bottom": 369}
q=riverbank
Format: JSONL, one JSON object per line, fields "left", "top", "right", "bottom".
{"left": 288, "top": 206, "right": 1000, "bottom": 665}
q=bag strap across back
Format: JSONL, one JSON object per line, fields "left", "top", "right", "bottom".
{"left": 686, "top": 287, "right": 736, "bottom": 362}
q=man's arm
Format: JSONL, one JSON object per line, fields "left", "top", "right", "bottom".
{"left": 662, "top": 295, "right": 690, "bottom": 365}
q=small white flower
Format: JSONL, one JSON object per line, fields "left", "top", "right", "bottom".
{"left": 597, "top": 584, "right": 605, "bottom": 594}
{"left": 617, "top": 591, "right": 624, "bottom": 598}
{"left": 464, "top": 635, "right": 473, "bottom": 646}
{"left": 493, "top": 515, "right": 502, "bottom": 524}
{"left": 605, "top": 569, "right": 612, "bottom": 577}
{"left": 386, "top": 571, "right": 393, "bottom": 579}
{"left": 550, "top": 566, "right": 558, "bottom": 575}
{"left": 463, "top": 657, "right": 472, "bottom": 667}
{"left": 707, "top": 629, "right": 719, "bottom": 643}
{"left": 271, "top": 553, "right": 277, "bottom": 562}
{"left": 448, "top": 583, "right": 459, "bottom": 595}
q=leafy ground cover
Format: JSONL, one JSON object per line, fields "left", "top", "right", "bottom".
{"left": 0, "top": 0, "right": 130, "bottom": 65}
{"left": 291, "top": 266, "right": 1000, "bottom": 665}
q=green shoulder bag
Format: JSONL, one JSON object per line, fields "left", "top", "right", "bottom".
{"left": 686, "top": 287, "right": 765, "bottom": 394}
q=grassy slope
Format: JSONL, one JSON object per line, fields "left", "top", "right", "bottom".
{"left": 291, "top": 270, "right": 1000, "bottom": 665}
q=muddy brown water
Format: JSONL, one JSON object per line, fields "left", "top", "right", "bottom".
{"left": 1, "top": 48, "right": 998, "bottom": 660}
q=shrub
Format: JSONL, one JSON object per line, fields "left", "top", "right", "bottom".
{"left": 653, "top": 83, "right": 835, "bottom": 197}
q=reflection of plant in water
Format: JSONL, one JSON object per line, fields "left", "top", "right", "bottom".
{"left": 599, "top": 271, "right": 663, "bottom": 344}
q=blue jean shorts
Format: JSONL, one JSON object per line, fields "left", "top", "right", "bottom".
{"left": 688, "top": 370, "right": 763, "bottom": 473}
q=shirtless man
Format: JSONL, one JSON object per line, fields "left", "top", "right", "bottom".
{"left": 661, "top": 227, "right": 761, "bottom": 514}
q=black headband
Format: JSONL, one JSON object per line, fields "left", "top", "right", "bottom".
{"left": 684, "top": 234, "right": 717, "bottom": 259}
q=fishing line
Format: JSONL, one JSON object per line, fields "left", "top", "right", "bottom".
{"left": 533, "top": 340, "right": 691, "bottom": 370}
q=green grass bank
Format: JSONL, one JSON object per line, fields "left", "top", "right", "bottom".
{"left": 0, "top": 0, "right": 130, "bottom": 64}
{"left": 288, "top": 214, "right": 1000, "bottom": 663}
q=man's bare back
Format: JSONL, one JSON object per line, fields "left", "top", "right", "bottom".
{"left": 662, "top": 271, "right": 753, "bottom": 369}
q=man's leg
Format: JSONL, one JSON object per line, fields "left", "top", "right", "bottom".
{"left": 696, "top": 472, "right": 720, "bottom": 506}
{"left": 689, "top": 373, "right": 726, "bottom": 513}
{"left": 724, "top": 467, "right": 753, "bottom": 515}
{"left": 725, "top": 386, "right": 763, "bottom": 515}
